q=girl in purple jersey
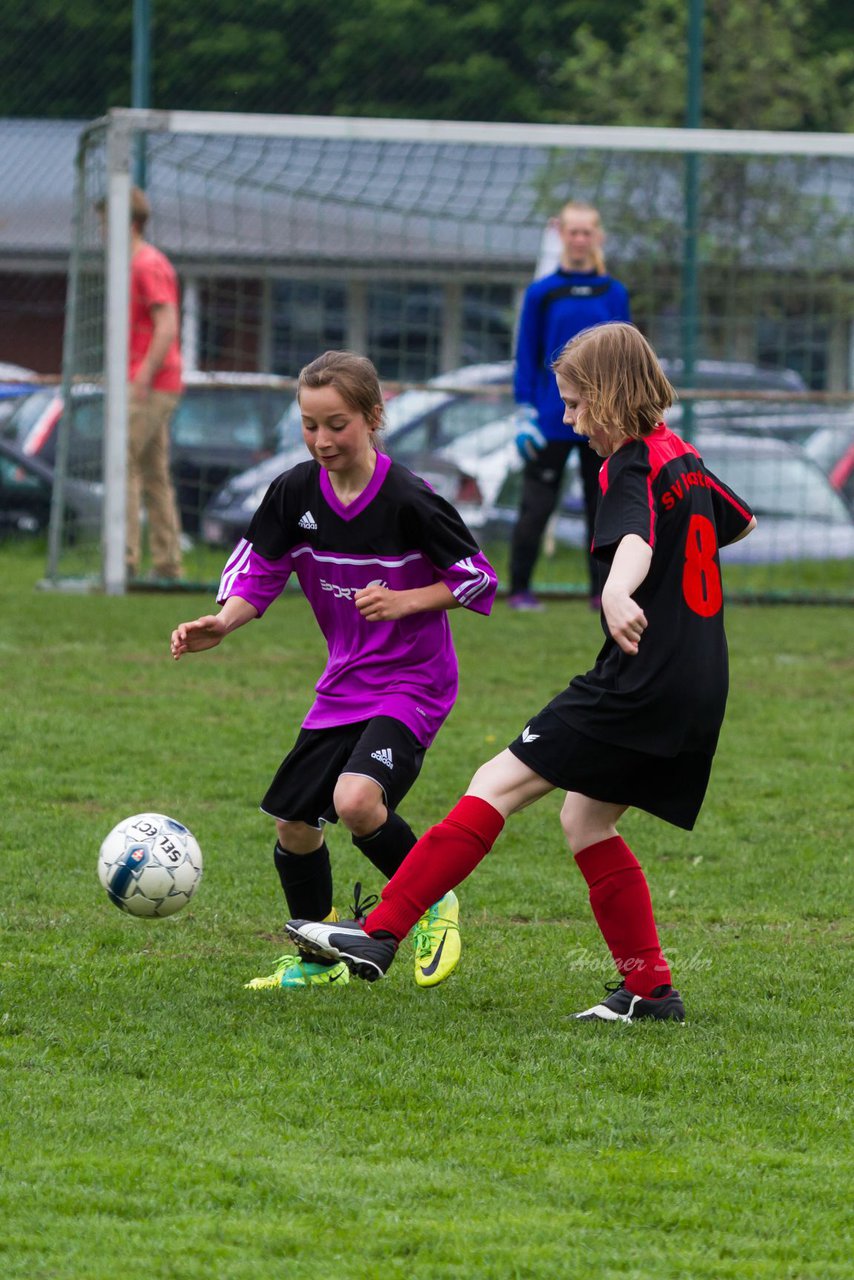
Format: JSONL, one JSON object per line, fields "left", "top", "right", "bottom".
{"left": 285, "top": 325, "right": 756, "bottom": 1024}
{"left": 170, "top": 351, "right": 497, "bottom": 990}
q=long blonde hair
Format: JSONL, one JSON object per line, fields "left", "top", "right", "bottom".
{"left": 552, "top": 323, "right": 674, "bottom": 441}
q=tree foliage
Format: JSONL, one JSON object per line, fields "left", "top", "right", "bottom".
{"left": 554, "top": 0, "right": 854, "bottom": 131}
{"left": 0, "top": 0, "right": 850, "bottom": 131}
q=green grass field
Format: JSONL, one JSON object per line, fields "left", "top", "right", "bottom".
{"left": 1, "top": 539, "right": 852, "bottom": 1279}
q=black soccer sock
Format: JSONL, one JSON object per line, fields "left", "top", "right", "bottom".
{"left": 351, "top": 810, "right": 418, "bottom": 879}
{"left": 273, "top": 840, "right": 333, "bottom": 921}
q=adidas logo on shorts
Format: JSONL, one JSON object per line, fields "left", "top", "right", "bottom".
{"left": 370, "top": 748, "right": 394, "bottom": 769}
{"left": 298, "top": 510, "right": 318, "bottom": 530}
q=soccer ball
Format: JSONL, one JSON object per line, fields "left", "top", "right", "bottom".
{"left": 98, "top": 813, "right": 203, "bottom": 918}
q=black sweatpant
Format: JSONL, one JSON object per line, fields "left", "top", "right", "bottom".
{"left": 509, "top": 439, "right": 601, "bottom": 596}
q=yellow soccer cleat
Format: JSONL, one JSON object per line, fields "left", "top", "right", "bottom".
{"left": 413, "top": 890, "right": 461, "bottom": 987}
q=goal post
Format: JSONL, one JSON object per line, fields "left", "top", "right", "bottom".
{"left": 49, "top": 108, "right": 854, "bottom": 600}
{"left": 102, "top": 122, "right": 133, "bottom": 596}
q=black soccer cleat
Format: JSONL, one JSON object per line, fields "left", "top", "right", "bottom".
{"left": 574, "top": 982, "right": 686, "bottom": 1023}
{"left": 285, "top": 918, "right": 398, "bottom": 982}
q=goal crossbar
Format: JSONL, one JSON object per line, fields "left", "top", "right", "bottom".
{"left": 93, "top": 107, "right": 854, "bottom": 159}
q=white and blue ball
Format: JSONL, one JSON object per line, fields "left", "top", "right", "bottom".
{"left": 98, "top": 813, "right": 203, "bottom": 917}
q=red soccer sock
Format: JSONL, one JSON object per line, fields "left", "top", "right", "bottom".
{"left": 574, "top": 835, "right": 672, "bottom": 998}
{"left": 364, "top": 795, "right": 505, "bottom": 942}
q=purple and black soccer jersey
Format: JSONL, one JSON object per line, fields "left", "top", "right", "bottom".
{"left": 217, "top": 452, "right": 497, "bottom": 747}
{"left": 550, "top": 425, "right": 754, "bottom": 757}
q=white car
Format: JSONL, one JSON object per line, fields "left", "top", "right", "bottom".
{"left": 547, "top": 429, "right": 854, "bottom": 563}
{"left": 416, "top": 358, "right": 812, "bottom": 535}
{"left": 698, "top": 431, "right": 854, "bottom": 562}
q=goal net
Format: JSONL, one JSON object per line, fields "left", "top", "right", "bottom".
{"left": 49, "top": 109, "right": 854, "bottom": 601}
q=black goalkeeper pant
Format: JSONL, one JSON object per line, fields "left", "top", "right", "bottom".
{"left": 509, "top": 439, "right": 601, "bottom": 597}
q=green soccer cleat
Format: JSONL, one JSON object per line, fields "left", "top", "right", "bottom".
{"left": 244, "top": 952, "right": 350, "bottom": 989}
{"left": 413, "top": 890, "right": 461, "bottom": 988}
{"left": 285, "top": 918, "right": 397, "bottom": 981}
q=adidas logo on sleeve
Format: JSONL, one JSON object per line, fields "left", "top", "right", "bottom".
{"left": 298, "top": 511, "right": 318, "bottom": 531}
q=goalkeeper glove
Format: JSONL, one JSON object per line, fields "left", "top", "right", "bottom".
{"left": 514, "top": 405, "right": 547, "bottom": 462}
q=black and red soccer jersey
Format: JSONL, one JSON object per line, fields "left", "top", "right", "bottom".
{"left": 217, "top": 452, "right": 497, "bottom": 746}
{"left": 550, "top": 424, "right": 754, "bottom": 756}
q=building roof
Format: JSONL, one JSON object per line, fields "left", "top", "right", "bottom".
{"left": 1, "top": 118, "right": 546, "bottom": 275}
{"left": 1, "top": 116, "right": 851, "bottom": 277}
{"left": 1, "top": 120, "right": 83, "bottom": 268}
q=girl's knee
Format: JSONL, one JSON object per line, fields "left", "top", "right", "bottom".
{"left": 275, "top": 818, "right": 322, "bottom": 853}
{"left": 333, "top": 775, "right": 385, "bottom": 835}
{"left": 468, "top": 759, "right": 500, "bottom": 795}
{"left": 559, "top": 801, "right": 584, "bottom": 854}
{"left": 559, "top": 794, "right": 619, "bottom": 856}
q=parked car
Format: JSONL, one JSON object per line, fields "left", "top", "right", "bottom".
{"left": 688, "top": 402, "right": 854, "bottom": 447}
{"left": 0, "top": 435, "right": 102, "bottom": 540}
{"left": 659, "top": 358, "right": 806, "bottom": 394}
{"left": 828, "top": 441, "right": 854, "bottom": 508}
{"left": 804, "top": 430, "right": 854, "bottom": 509}
{"left": 2, "top": 373, "right": 295, "bottom": 533}
{"left": 364, "top": 360, "right": 515, "bottom": 458}
{"left": 698, "top": 431, "right": 854, "bottom": 562}
{"left": 802, "top": 416, "right": 854, "bottom": 509}
{"left": 422, "top": 359, "right": 813, "bottom": 532}
{"left": 461, "top": 361, "right": 834, "bottom": 535}
{"left": 548, "top": 430, "right": 854, "bottom": 562}
{"left": 201, "top": 358, "right": 852, "bottom": 557}
{"left": 201, "top": 362, "right": 515, "bottom": 545}
{"left": 0, "top": 363, "right": 39, "bottom": 426}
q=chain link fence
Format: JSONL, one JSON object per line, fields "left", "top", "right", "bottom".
{"left": 1, "top": 6, "right": 852, "bottom": 600}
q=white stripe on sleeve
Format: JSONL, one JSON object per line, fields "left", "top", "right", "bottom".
{"left": 218, "top": 538, "right": 253, "bottom": 601}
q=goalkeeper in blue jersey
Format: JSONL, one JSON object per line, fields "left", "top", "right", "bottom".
{"left": 509, "top": 202, "right": 631, "bottom": 612}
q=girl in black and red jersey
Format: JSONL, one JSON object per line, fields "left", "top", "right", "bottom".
{"left": 286, "top": 323, "right": 756, "bottom": 1023}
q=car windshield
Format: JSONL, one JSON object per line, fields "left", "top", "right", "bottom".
{"left": 174, "top": 388, "right": 293, "bottom": 450}
{"left": 390, "top": 391, "right": 515, "bottom": 459}
{"left": 384, "top": 390, "right": 453, "bottom": 430}
{"left": 661, "top": 360, "right": 805, "bottom": 392}
{"left": 70, "top": 397, "right": 105, "bottom": 442}
{"left": 803, "top": 423, "right": 854, "bottom": 473}
{"left": 274, "top": 402, "right": 306, "bottom": 452}
{"left": 701, "top": 445, "right": 850, "bottom": 522}
{"left": 2, "top": 389, "right": 55, "bottom": 443}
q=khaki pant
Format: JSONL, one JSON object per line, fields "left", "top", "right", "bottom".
{"left": 126, "top": 389, "right": 183, "bottom": 579}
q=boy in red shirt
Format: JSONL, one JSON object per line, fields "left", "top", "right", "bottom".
{"left": 104, "top": 186, "right": 184, "bottom": 580}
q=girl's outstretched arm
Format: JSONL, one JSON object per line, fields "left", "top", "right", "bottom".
{"left": 170, "top": 595, "right": 259, "bottom": 659}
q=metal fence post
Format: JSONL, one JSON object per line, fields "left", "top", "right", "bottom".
{"left": 681, "top": 0, "right": 704, "bottom": 440}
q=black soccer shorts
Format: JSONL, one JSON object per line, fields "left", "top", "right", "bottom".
{"left": 508, "top": 705, "right": 713, "bottom": 831}
{"left": 261, "top": 716, "right": 426, "bottom": 827}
